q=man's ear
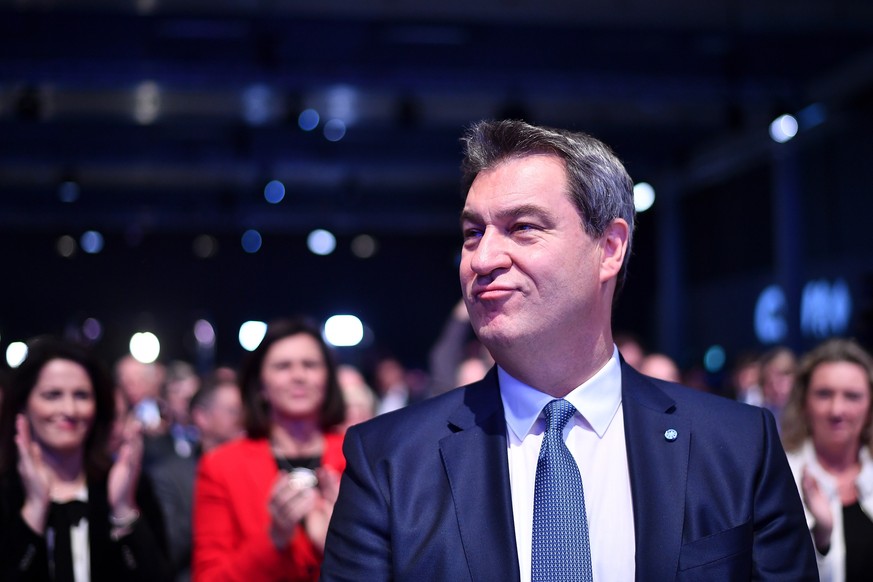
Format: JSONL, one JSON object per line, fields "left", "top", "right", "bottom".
{"left": 599, "top": 218, "right": 629, "bottom": 283}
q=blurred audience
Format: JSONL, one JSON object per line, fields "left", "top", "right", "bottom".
{"left": 639, "top": 353, "right": 682, "bottom": 383}
{"left": 782, "top": 338, "right": 873, "bottom": 581}
{"left": 760, "top": 346, "right": 798, "bottom": 429}
{"left": 163, "top": 361, "right": 202, "bottom": 459}
{"left": 0, "top": 336, "right": 170, "bottom": 580}
{"left": 729, "top": 351, "right": 763, "bottom": 406}
{"left": 373, "top": 356, "right": 415, "bottom": 415}
{"left": 192, "top": 318, "right": 345, "bottom": 581}
{"left": 336, "top": 365, "right": 376, "bottom": 432}
{"left": 615, "top": 331, "right": 645, "bottom": 370}
{"left": 115, "top": 355, "right": 176, "bottom": 473}
{"left": 151, "top": 374, "right": 244, "bottom": 582}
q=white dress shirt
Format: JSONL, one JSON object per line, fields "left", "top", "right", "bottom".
{"left": 500, "top": 346, "right": 635, "bottom": 582}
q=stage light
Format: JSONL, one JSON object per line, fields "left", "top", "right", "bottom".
{"left": 324, "top": 315, "right": 364, "bottom": 347}
{"left": 308, "top": 229, "right": 336, "bottom": 256}
{"left": 6, "top": 342, "right": 28, "bottom": 368}
{"left": 769, "top": 114, "right": 798, "bottom": 143}
{"left": 239, "top": 321, "right": 267, "bottom": 351}
{"left": 130, "top": 332, "right": 160, "bottom": 364}
{"left": 633, "top": 182, "right": 655, "bottom": 212}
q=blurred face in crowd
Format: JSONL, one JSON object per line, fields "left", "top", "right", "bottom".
{"left": 762, "top": 351, "right": 796, "bottom": 408}
{"left": 116, "top": 355, "right": 162, "bottom": 407}
{"left": 805, "top": 361, "right": 872, "bottom": 455}
{"left": 193, "top": 383, "right": 244, "bottom": 450}
{"left": 261, "top": 333, "right": 328, "bottom": 423}
{"left": 26, "top": 358, "right": 96, "bottom": 456}
{"left": 166, "top": 373, "right": 199, "bottom": 424}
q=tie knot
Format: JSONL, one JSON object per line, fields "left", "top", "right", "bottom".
{"left": 543, "top": 399, "right": 576, "bottom": 435}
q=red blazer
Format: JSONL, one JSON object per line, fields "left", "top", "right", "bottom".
{"left": 193, "top": 435, "right": 345, "bottom": 582}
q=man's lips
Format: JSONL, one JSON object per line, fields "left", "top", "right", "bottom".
{"left": 474, "top": 286, "right": 516, "bottom": 300}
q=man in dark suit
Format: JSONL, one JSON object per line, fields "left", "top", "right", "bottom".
{"left": 320, "top": 120, "right": 818, "bottom": 581}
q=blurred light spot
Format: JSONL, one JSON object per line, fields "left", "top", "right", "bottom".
{"left": 325, "top": 86, "right": 358, "bottom": 124}
{"left": 242, "top": 84, "right": 277, "bottom": 126}
{"left": 82, "top": 317, "right": 102, "bottom": 341}
{"left": 797, "top": 103, "right": 827, "bottom": 130}
{"left": 307, "top": 229, "right": 336, "bottom": 255}
{"left": 324, "top": 315, "right": 364, "bottom": 347}
{"left": 134, "top": 81, "right": 161, "bottom": 125}
{"left": 769, "top": 114, "right": 798, "bottom": 143}
{"left": 57, "top": 235, "right": 77, "bottom": 257}
{"left": 241, "top": 229, "right": 262, "bottom": 253}
{"left": 58, "top": 181, "right": 80, "bottom": 203}
{"left": 136, "top": 0, "right": 158, "bottom": 13}
{"left": 6, "top": 341, "right": 28, "bottom": 368}
{"left": 298, "top": 108, "right": 320, "bottom": 131}
{"left": 633, "top": 182, "right": 655, "bottom": 212}
{"left": 801, "top": 278, "right": 852, "bottom": 338}
{"left": 130, "top": 332, "right": 160, "bottom": 364}
{"left": 323, "top": 119, "right": 346, "bottom": 142}
{"left": 703, "top": 345, "right": 726, "bottom": 373}
{"left": 239, "top": 320, "right": 267, "bottom": 352}
{"left": 351, "top": 234, "right": 378, "bottom": 258}
{"left": 193, "top": 234, "right": 218, "bottom": 258}
{"left": 755, "top": 284, "right": 787, "bottom": 344}
{"left": 264, "top": 180, "right": 285, "bottom": 204}
{"left": 80, "top": 230, "right": 104, "bottom": 254}
{"left": 194, "top": 319, "right": 216, "bottom": 347}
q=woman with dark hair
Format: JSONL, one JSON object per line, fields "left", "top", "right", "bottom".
{"left": 193, "top": 318, "right": 346, "bottom": 581}
{"left": 782, "top": 338, "right": 873, "bottom": 582}
{"left": 0, "top": 336, "right": 169, "bottom": 581}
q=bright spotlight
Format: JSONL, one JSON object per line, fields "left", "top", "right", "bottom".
{"left": 769, "top": 114, "right": 798, "bottom": 143}
{"left": 239, "top": 320, "right": 267, "bottom": 352}
{"left": 6, "top": 341, "right": 28, "bottom": 368}
{"left": 130, "top": 332, "right": 160, "bottom": 364}
{"left": 308, "top": 229, "right": 337, "bottom": 256}
{"left": 323, "top": 315, "right": 364, "bottom": 347}
{"left": 633, "top": 182, "right": 655, "bottom": 212}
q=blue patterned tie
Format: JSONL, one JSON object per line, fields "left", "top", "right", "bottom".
{"left": 531, "top": 399, "right": 593, "bottom": 582}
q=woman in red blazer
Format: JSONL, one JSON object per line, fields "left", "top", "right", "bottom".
{"left": 193, "top": 318, "right": 346, "bottom": 582}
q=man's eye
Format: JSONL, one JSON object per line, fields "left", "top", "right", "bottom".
{"left": 513, "top": 223, "right": 535, "bottom": 232}
{"left": 462, "top": 228, "right": 482, "bottom": 239}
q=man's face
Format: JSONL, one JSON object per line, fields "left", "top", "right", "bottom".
{"left": 204, "top": 385, "right": 243, "bottom": 445}
{"left": 459, "top": 154, "right": 614, "bottom": 357}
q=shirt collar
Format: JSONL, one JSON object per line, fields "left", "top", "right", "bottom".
{"left": 500, "top": 345, "right": 622, "bottom": 440}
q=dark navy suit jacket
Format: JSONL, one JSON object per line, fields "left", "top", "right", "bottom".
{"left": 321, "top": 363, "right": 818, "bottom": 581}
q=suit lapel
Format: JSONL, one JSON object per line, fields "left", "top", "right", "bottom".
{"left": 440, "top": 369, "right": 521, "bottom": 582}
{"left": 621, "top": 364, "right": 690, "bottom": 581}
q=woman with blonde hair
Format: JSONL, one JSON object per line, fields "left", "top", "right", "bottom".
{"left": 782, "top": 338, "right": 873, "bottom": 582}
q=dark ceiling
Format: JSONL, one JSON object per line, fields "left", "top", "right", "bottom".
{"left": 1, "top": 0, "right": 872, "bottom": 368}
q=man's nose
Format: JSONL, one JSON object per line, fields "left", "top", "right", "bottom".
{"left": 469, "top": 227, "right": 511, "bottom": 275}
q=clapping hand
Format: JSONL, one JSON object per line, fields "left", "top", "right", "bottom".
{"left": 15, "top": 414, "right": 53, "bottom": 534}
{"left": 267, "top": 470, "right": 318, "bottom": 550}
{"left": 801, "top": 466, "right": 833, "bottom": 553}
{"left": 267, "top": 466, "right": 341, "bottom": 553}
{"left": 108, "top": 414, "right": 143, "bottom": 519}
{"left": 303, "top": 467, "right": 341, "bottom": 553}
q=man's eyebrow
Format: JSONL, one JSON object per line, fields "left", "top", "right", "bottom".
{"left": 460, "top": 203, "right": 552, "bottom": 225}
